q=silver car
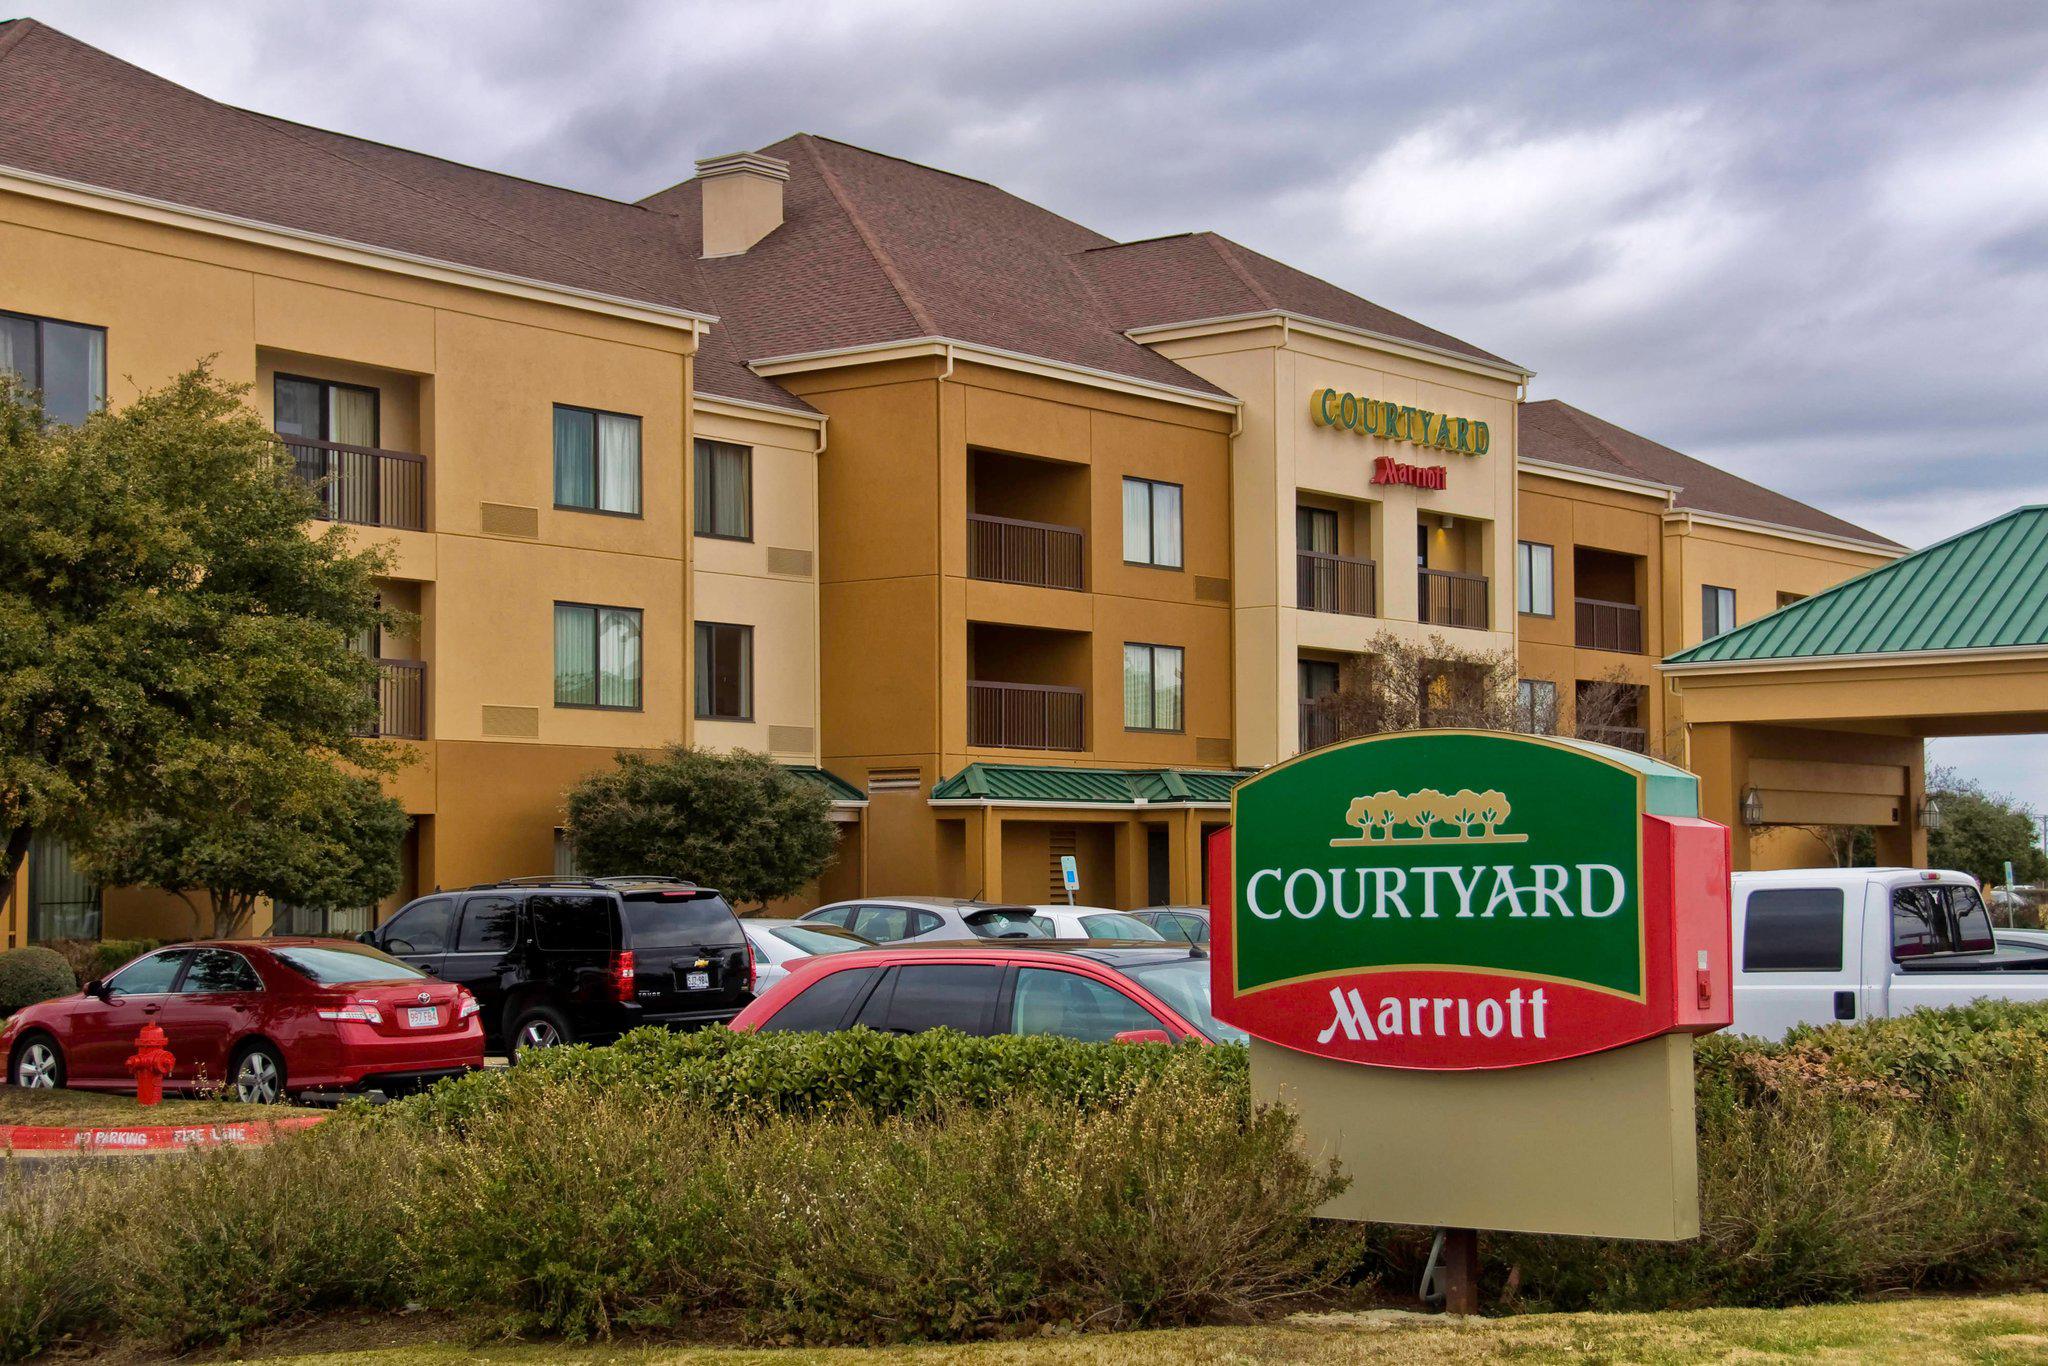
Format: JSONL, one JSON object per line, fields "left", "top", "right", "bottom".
{"left": 799, "top": 897, "right": 1053, "bottom": 944}
{"left": 739, "top": 918, "right": 874, "bottom": 993}
{"left": 1025, "top": 905, "right": 1168, "bottom": 941}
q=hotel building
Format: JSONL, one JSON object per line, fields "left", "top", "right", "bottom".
{"left": 0, "top": 21, "right": 1910, "bottom": 942}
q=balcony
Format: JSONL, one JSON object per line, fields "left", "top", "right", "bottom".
{"left": 968, "top": 680, "right": 1084, "bottom": 752}
{"left": 1418, "top": 568, "right": 1489, "bottom": 630}
{"left": 1575, "top": 597, "right": 1645, "bottom": 654}
{"left": 280, "top": 436, "right": 427, "bottom": 531}
{"left": 968, "top": 513, "right": 1084, "bottom": 591}
{"left": 355, "top": 659, "right": 426, "bottom": 740}
{"left": 1299, "top": 699, "right": 1342, "bottom": 752}
{"left": 1297, "top": 551, "right": 1376, "bottom": 617}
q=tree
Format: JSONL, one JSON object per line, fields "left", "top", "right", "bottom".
{"left": 0, "top": 365, "right": 397, "bottom": 925}
{"left": 84, "top": 757, "right": 407, "bottom": 938}
{"left": 1572, "top": 669, "right": 1656, "bottom": 755}
{"left": 565, "top": 746, "right": 838, "bottom": 909}
{"left": 1926, "top": 766, "right": 2048, "bottom": 887}
{"left": 1306, "top": 631, "right": 1522, "bottom": 740}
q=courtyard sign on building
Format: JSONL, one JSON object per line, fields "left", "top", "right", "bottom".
{"left": 1309, "top": 386, "right": 1486, "bottom": 493}
{"left": 1209, "top": 729, "right": 1733, "bottom": 1244}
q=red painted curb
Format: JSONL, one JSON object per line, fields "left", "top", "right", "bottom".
{"left": 2, "top": 1113, "right": 327, "bottom": 1152}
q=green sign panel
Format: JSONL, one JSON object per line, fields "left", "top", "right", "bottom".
{"left": 1231, "top": 732, "right": 1647, "bottom": 1000}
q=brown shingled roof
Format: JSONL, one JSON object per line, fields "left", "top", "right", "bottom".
{"left": 1521, "top": 399, "right": 1899, "bottom": 547}
{"left": 1072, "top": 232, "right": 1520, "bottom": 370}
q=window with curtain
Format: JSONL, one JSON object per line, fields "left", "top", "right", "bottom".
{"left": 27, "top": 831, "right": 100, "bottom": 943}
{"left": 1296, "top": 506, "right": 1339, "bottom": 554}
{"left": 1, "top": 311, "right": 106, "bottom": 427}
{"left": 695, "top": 622, "right": 754, "bottom": 720}
{"left": 273, "top": 375, "right": 380, "bottom": 445}
{"left": 1703, "top": 585, "right": 1738, "bottom": 639}
{"left": 554, "top": 602, "right": 642, "bottom": 709}
{"left": 1516, "top": 679, "right": 1558, "bottom": 734}
{"left": 1123, "top": 642, "right": 1184, "bottom": 732}
{"left": 694, "top": 439, "right": 752, "bottom": 539}
{"left": 1516, "top": 541, "right": 1554, "bottom": 616}
{"left": 1122, "top": 477, "right": 1183, "bottom": 568}
{"left": 553, "top": 405, "right": 641, "bottom": 515}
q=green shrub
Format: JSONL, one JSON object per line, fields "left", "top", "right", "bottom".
{"left": 103, "top": 1115, "right": 418, "bottom": 1350}
{"left": 407, "top": 1071, "right": 1351, "bottom": 1342}
{"left": 0, "top": 1168, "right": 115, "bottom": 1361}
{"left": 0, "top": 947, "right": 75, "bottom": 1017}
{"left": 390, "top": 1024, "right": 1249, "bottom": 1132}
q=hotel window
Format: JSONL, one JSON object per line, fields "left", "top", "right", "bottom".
{"left": 695, "top": 622, "right": 753, "bottom": 721}
{"left": 1516, "top": 541, "right": 1554, "bottom": 617}
{"left": 694, "top": 439, "right": 752, "bottom": 539}
{"left": 27, "top": 831, "right": 100, "bottom": 943}
{"left": 275, "top": 374, "right": 379, "bottom": 447}
{"left": 1703, "top": 585, "right": 1738, "bottom": 639}
{"left": 0, "top": 310, "right": 105, "bottom": 427}
{"left": 553, "top": 405, "right": 642, "bottom": 516}
{"left": 1516, "top": 679, "right": 1559, "bottom": 734}
{"left": 554, "top": 602, "right": 642, "bottom": 710}
{"left": 1122, "top": 477, "right": 1183, "bottom": 568}
{"left": 1296, "top": 506, "right": 1339, "bottom": 555}
{"left": 1123, "top": 642, "right": 1184, "bottom": 732}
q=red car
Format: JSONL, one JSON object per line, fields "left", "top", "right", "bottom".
{"left": 729, "top": 943, "right": 1245, "bottom": 1044}
{"left": 1, "top": 939, "right": 484, "bottom": 1103}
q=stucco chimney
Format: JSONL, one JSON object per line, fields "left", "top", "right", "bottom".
{"left": 695, "top": 151, "right": 789, "bottom": 257}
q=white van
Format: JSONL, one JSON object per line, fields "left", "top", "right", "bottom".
{"left": 1731, "top": 868, "right": 2048, "bottom": 1039}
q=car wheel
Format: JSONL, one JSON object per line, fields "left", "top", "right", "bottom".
{"left": 230, "top": 1042, "right": 286, "bottom": 1104}
{"left": 510, "top": 1006, "right": 574, "bottom": 1061}
{"left": 10, "top": 1034, "right": 64, "bottom": 1090}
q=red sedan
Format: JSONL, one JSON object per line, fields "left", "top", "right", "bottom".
{"left": 1, "top": 939, "right": 484, "bottom": 1103}
{"left": 729, "top": 942, "right": 1245, "bottom": 1044}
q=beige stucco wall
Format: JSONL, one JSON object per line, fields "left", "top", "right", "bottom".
{"left": 1145, "top": 321, "right": 1523, "bottom": 768}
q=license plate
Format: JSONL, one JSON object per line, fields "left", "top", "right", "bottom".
{"left": 684, "top": 971, "right": 711, "bottom": 991}
{"left": 405, "top": 1006, "right": 439, "bottom": 1028}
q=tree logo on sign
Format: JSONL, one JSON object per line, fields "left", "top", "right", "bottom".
{"left": 1333, "top": 788, "right": 1527, "bottom": 846}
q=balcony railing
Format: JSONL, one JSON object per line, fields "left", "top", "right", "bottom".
{"left": 1418, "top": 568, "right": 1489, "bottom": 630}
{"left": 967, "top": 513, "right": 1084, "bottom": 590}
{"left": 1581, "top": 724, "right": 1647, "bottom": 753}
{"left": 279, "top": 436, "right": 427, "bottom": 531}
{"left": 1297, "top": 551, "right": 1377, "bottom": 617}
{"left": 1299, "top": 700, "right": 1342, "bottom": 752}
{"left": 968, "top": 680, "right": 1084, "bottom": 751}
{"left": 355, "top": 659, "right": 426, "bottom": 740}
{"left": 1575, "top": 597, "right": 1645, "bottom": 654}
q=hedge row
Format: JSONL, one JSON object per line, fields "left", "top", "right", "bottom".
{"left": 1, "top": 1067, "right": 1348, "bottom": 1357}
{"left": 0, "top": 948, "right": 73, "bottom": 1019}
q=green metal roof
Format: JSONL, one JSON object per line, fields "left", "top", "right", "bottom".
{"left": 929, "top": 762, "right": 1251, "bottom": 805}
{"left": 782, "top": 764, "right": 867, "bottom": 804}
{"left": 1666, "top": 506, "right": 2048, "bottom": 666}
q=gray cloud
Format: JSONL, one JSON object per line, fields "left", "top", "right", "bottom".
{"left": 18, "top": 0, "right": 2048, "bottom": 815}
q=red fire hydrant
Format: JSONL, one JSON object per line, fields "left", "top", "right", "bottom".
{"left": 125, "top": 1022, "right": 176, "bottom": 1107}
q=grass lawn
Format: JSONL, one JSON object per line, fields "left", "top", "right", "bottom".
{"left": 221, "top": 1294, "right": 2048, "bottom": 1364}
{"left": 0, "top": 1086, "right": 315, "bottom": 1127}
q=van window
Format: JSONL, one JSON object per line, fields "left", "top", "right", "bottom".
{"left": 1893, "top": 883, "right": 1995, "bottom": 959}
{"left": 529, "top": 895, "right": 617, "bottom": 951}
{"left": 622, "top": 891, "right": 743, "bottom": 947}
{"left": 1743, "top": 887, "right": 1843, "bottom": 971}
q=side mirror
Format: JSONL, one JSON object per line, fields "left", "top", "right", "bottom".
{"left": 1113, "top": 1028, "right": 1173, "bottom": 1046}
{"left": 356, "top": 931, "right": 378, "bottom": 945}
{"left": 82, "top": 979, "right": 109, "bottom": 1000}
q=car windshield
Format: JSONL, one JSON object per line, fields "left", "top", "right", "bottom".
{"left": 1120, "top": 957, "right": 1247, "bottom": 1044}
{"left": 769, "top": 926, "right": 872, "bottom": 956}
{"left": 965, "top": 908, "right": 1054, "bottom": 939}
{"left": 269, "top": 943, "right": 426, "bottom": 985}
{"left": 1077, "top": 913, "right": 1165, "bottom": 941}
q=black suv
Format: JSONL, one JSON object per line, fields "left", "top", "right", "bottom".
{"left": 364, "top": 876, "right": 752, "bottom": 1055}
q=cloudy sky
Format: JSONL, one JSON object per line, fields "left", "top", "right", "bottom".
{"left": 19, "top": 0, "right": 2048, "bottom": 820}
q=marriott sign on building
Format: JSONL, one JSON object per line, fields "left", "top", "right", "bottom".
{"left": 1211, "top": 730, "right": 1733, "bottom": 1240}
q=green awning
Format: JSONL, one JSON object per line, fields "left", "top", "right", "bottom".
{"left": 782, "top": 764, "right": 867, "bottom": 805}
{"left": 929, "top": 762, "right": 1252, "bottom": 807}
{"left": 1666, "top": 506, "right": 2048, "bottom": 667}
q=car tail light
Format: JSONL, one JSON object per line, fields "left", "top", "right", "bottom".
{"left": 744, "top": 938, "right": 757, "bottom": 994}
{"left": 457, "top": 989, "right": 480, "bottom": 1021}
{"left": 610, "top": 950, "right": 636, "bottom": 1003}
{"left": 318, "top": 1003, "right": 383, "bottom": 1025}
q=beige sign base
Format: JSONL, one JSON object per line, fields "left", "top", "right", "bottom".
{"left": 1253, "top": 1033, "right": 1699, "bottom": 1241}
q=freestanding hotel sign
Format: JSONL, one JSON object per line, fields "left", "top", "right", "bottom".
{"left": 1209, "top": 731, "right": 1733, "bottom": 1273}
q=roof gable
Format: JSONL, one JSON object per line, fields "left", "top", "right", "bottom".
{"left": 1522, "top": 400, "right": 1898, "bottom": 547}
{"left": 1666, "top": 506, "right": 2048, "bottom": 665}
{"left": 929, "top": 763, "right": 1249, "bottom": 805}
